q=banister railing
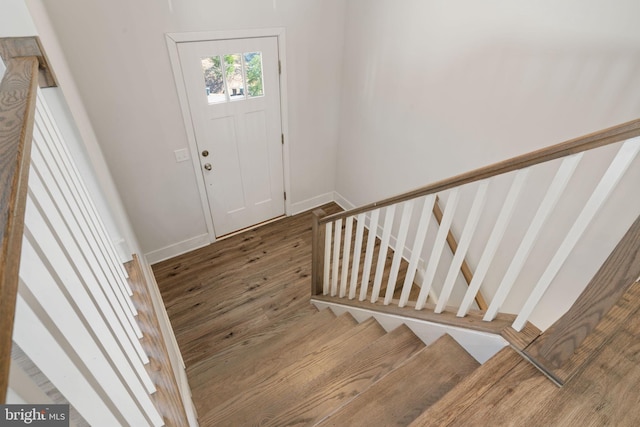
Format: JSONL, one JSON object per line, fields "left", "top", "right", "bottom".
{"left": 0, "top": 55, "right": 40, "bottom": 404}
{"left": 0, "top": 37, "right": 188, "bottom": 425}
{"left": 312, "top": 118, "right": 640, "bottom": 337}
{"left": 320, "top": 118, "right": 640, "bottom": 225}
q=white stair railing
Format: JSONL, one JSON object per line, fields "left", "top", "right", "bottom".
{"left": 10, "top": 91, "right": 163, "bottom": 426}
{"left": 312, "top": 122, "right": 640, "bottom": 334}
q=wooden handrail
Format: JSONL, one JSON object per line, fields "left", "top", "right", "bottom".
{"left": 0, "top": 56, "right": 40, "bottom": 403}
{"left": 320, "top": 117, "right": 640, "bottom": 225}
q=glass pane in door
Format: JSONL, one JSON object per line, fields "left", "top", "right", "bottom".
{"left": 201, "top": 56, "right": 226, "bottom": 104}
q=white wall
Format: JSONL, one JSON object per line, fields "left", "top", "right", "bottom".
{"left": 40, "top": 0, "right": 347, "bottom": 257}
{"left": 1, "top": 0, "right": 134, "bottom": 262}
{"left": 0, "top": 0, "right": 37, "bottom": 37}
{"left": 336, "top": 0, "right": 640, "bottom": 206}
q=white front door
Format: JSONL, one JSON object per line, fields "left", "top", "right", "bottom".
{"left": 178, "top": 37, "right": 285, "bottom": 237}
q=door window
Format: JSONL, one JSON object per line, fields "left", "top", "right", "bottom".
{"left": 200, "top": 52, "right": 265, "bottom": 104}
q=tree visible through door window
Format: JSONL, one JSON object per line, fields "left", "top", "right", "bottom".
{"left": 201, "top": 51, "right": 265, "bottom": 104}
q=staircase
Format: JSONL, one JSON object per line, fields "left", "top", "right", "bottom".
{"left": 3, "top": 33, "right": 640, "bottom": 426}
{"left": 197, "top": 307, "right": 479, "bottom": 426}
{"left": 189, "top": 278, "right": 640, "bottom": 427}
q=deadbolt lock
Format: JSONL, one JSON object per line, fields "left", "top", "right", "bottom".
{"left": 204, "top": 163, "right": 212, "bottom": 171}
{"left": 202, "top": 150, "right": 209, "bottom": 157}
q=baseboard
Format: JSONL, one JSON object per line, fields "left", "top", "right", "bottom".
{"left": 289, "top": 192, "right": 335, "bottom": 215}
{"left": 145, "top": 234, "right": 210, "bottom": 265}
{"left": 333, "top": 191, "right": 356, "bottom": 211}
{"left": 311, "top": 299, "right": 507, "bottom": 364}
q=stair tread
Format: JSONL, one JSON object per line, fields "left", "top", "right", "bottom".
{"left": 412, "top": 298, "right": 640, "bottom": 426}
{"left": 192, "top": 311, "right": 358, "bottom": 407}
{"left": 201, "top": 316, "right": 386, "bottom": 426}
{"left": 318, "top": 334, "right": 479, "bottom": 427}
{"left": 408, "top": 346, "right": 521, "bottom": 426}
{"left": 264, "top": 324, "right": 426, "bottom": 427}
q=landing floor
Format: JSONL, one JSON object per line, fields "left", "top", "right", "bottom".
{"left": 152, "top": 204, "right": 342, "bottom": 418}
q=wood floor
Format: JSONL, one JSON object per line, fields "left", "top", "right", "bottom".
{"left": 410, "top": 279, "right": 640, "bottom": 426}
{"left": 153, "top": 204, "right": 640, "bottom": 426}
{"left": 153, "top": 204, "right": 340, "bottom": 367}
{"left": 152, "top": 205, "right": 342, "bottom": 420}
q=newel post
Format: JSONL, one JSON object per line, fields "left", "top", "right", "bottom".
{"left": 311, "top": 209, "right": 327, "bottom": 296}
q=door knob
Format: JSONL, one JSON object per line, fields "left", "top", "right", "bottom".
{"left": 204, "top": 163, "right": 212, "bottom": 171}
{"left": 202, "top": 150, "right": 209, "bottom": 157}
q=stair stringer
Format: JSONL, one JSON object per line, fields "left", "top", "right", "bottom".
{"left": 312, "top": 299, "right": 507, "bottom": 363}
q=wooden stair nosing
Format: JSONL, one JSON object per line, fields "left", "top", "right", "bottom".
{"left": 317, "top": 334, "right": 480, "bottom": 427}
{"left": 201, "top": 317, "right": 387, "bottom": 426}
{"left": 263, "top": 324, "right": 427, "bottom": 427}
{"left": 191, "top": 312, "right": 360, "bottom": 408}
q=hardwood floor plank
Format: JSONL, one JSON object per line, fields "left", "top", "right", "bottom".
{"left": 200, "top": 318, "right": 386, "bottom": 426}
{"left": 409, "top": 347, "right": 523, "bottom": 426}
{"left": 412, "top": 281, "right": 640, "bottom": 426}
{"left": 318, "top": 334, "right": 479, "bottom": 427}
{"left": 153, "top": 205, "right": 346, "bottom": 425}
{"left": 529, "top": 312, "right": 640, "bottom": 426}
{"left": 525, "top": 214, "right": 640, "bottom": 377}
{"left": 190, "top": 312, "right": 358, "bottom": 409}
{"left": 186, "top": 308, "right": 336, "bottom": 386}
{"left": 267, "top": 324, "right": 426, "bottom": 427}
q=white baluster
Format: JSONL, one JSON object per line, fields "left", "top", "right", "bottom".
{"left": 23, "top": 203, "right": 155, "bottom": 396}
{"left": 349, "top": 213, "right": 366, "bottom": 299}
{"left": 458, "top": 170, "right": 529, "bottom": 317}
{"left": 371, "top": 205, "right": 397, "bottom": 302}
{"left": 360, "top": 209, "right": 380, "bottom": 301}
{"left": 399, "top": 195, "right": 436, "bottom": 307}
{"left": 38, "top": 94, "right": 131, "bottom": 285}
{"left": 415, "top": 189, "right": 460, "bottom": 310}
{"left": 331, "top": 219, "right": 343, "bottom": 296}
{"left": 384, "top": 200, "right": 414, "bottom": 305}
{"left": 33, "top": 119, "right": 139, "bottom": 326}
{"left": 484, "top": 154, "right": 583, "bottom": 321}
{"left": 513, "top": 138, "right": 640, "bottom": 331}
{"left": 435, "top": 181, "right": 489, "bottom": 313}
{"left": 26, "top": 177, "right": 151, "bottom": 382}
{"left": 18, "top": 235, "right": 161, "bottom": 425}
{"left": 323, "top": 222, "right": 332, "bottom": 295}
{"left": 29, "top": 142, "right": 147, "bottom": 362}
{"left": 13, "top": 293, "right": 125, "bottom": 426}
{"left": 340, "top": 216, "right": 354, "bottom": 297}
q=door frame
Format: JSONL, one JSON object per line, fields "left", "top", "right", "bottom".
{"left": 166, "top": 28, "right": 292, "bottom": 243}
